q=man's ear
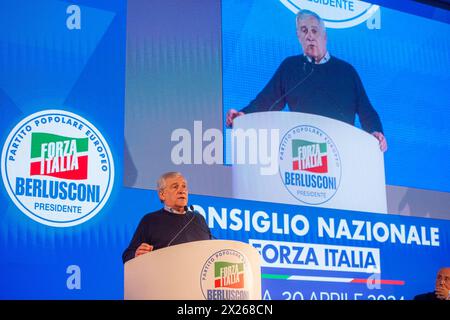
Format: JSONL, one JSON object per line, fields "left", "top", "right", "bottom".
{"left": 158, "top": 190, "right": 165, "bottom": 202}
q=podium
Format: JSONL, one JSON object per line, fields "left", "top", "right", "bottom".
{"left": 231, "top": 111, "right": 387, "bottom": 213}
{"left": 124, "top": 240, "right": 262, "bottom": 300}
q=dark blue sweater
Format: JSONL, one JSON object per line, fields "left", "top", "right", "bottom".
{"left": 241, "top": 55, "right": 383, "bottom": 133}
{"left": 122, "top": 209, "right": 212, "bottom": 263}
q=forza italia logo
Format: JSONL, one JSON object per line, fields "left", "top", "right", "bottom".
{"left": 279, "top": 125, "right": 341, "bottom": 205}
{"left": 200, "top": 250, "right": 251, "bottom": 300}
{"left": 214, "top": 262, "right": 245, "bottom": 289}
{"left": 1, "top": 110, "right": 114, "bottom": 227}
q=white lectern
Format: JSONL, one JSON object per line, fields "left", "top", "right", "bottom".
{"left": 124, "top": 240, "right": 262, "bottom": 300}
{"left": 231, "top": 111, "right": 387, "bottom": 213}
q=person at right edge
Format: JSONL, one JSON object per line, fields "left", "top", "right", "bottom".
{"left": 226, "top": 9, "right": 387, "bottom": 152}
{"left": 414, "top": 267, "right": 450, "bottom": 301}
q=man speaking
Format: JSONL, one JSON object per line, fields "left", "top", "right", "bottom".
{"left": 122, "top": 172, "right": 212, "bottom": 263}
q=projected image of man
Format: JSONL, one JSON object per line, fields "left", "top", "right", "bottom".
{"left": 226, "top": 9, "right": 387, "bottom": 152}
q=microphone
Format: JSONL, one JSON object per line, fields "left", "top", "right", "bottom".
{"left": 185, "top": 205, "right": 216, "bottom": 240}
{"left": 267, "top": 56, "right": 315, "bottom": 112}
{"left": 166, "top": 208, "right": 196, "bottom": 247}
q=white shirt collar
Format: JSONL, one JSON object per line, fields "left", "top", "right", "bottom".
{"left": 305, "top": 51, "right": 330, "bottom": 64}
{"left": 164, "top": 205, "right": 186, "bottom": 214}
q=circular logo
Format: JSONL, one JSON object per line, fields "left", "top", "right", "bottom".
{"left": 1, "top": 110, "right": 114, "bottom": 227}
{"left": 200, "top": 249, "right": 252, "bottom": 300}
{"left": 280, "top": 0, "right": 380, "bottom": 29}
{"left": 279, "top": 125, "right": 341, "bottom": 205}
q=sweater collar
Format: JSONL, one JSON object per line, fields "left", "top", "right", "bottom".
{"left": 305, "top": 51, "right": 330, "bottom": 64}
{"left": 164, "top": 205, "right": 186, "bottom": 214}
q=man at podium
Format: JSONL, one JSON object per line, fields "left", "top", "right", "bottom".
{"left": 122, "top": 172, "right": 212, "bottom": 263}
{"left": 226, "top": 9, "right": 387, "bottom": 152}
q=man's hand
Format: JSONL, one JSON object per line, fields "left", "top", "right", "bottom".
{"left": 135, "top": 243, "right": 153, "bottom": 258}
{"left": 371, "top": 131, "right": 388, "bottom": 153}
{"left": 435, "top": 286, "right": 450, "bottom": 300}
{"left": 226, "top": 109, "right": 245, "bottom": 128}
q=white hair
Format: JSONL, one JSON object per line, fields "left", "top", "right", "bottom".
{"left": 156, "top": 171, "right": 183, "bottom": 193}
{"left": 296, "top": 9, "right": 326, "bottom": 32}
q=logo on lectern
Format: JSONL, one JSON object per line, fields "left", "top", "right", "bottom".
{"left": 279, "top": 125, "right": 341, "bottom": 205}
{"left": 1, "top": 109, "right": 114, "bottom": 227}
{"left": 200, "top": 249, "right": 251, "bottom": 300}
